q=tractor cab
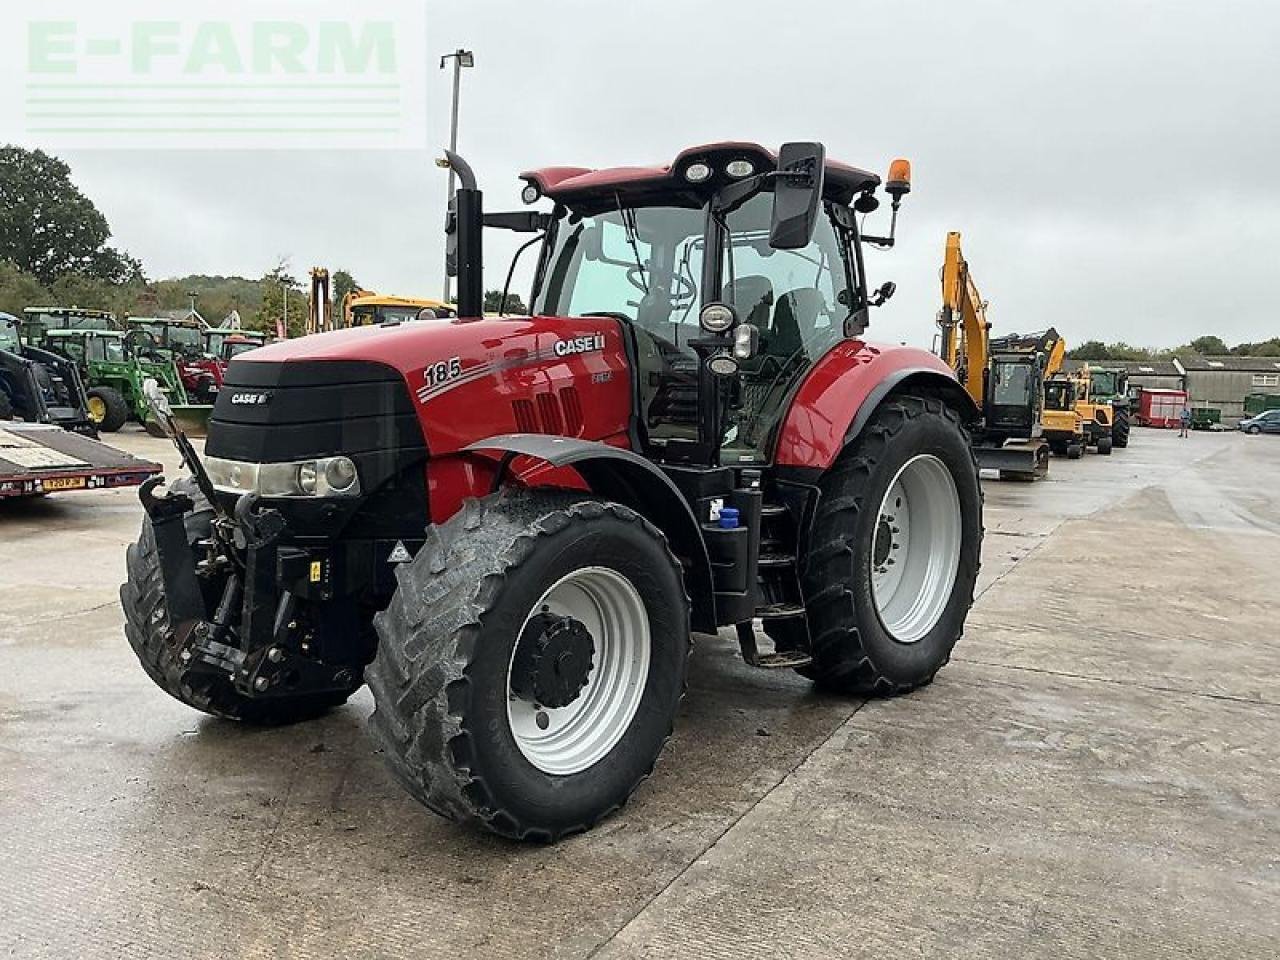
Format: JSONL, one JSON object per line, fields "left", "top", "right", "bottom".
{"left": 20, "top": 306, "right": 116, "bottom": 342}
{"left": 220, "top": 335, "right": 263, "bottom": 362}
{"left": 205, "top": 327, "right": 267, "bottom": 360}
{"left": 477, "top": 142, "right": 911, "bottom": 467}
{"left": 0, "top": 312, "right": 96, "bottom": 434}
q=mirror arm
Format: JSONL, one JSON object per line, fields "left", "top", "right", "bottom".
{"left": 863, "top": 196, "right": 904, "bottom": 248}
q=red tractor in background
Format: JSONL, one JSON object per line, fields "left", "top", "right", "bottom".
{"left": 123, "top": 141, "right": 983, "bottom": 841}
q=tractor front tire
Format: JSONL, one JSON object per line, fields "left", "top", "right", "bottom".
{"left": 1066, "top": 443, "right": 1084, "bottom": 459}
{"left": 120, "top": 478, "right": 360, "bottom": 724}
{"left": 367, "top": 492, "right": 690, "bottom": 841}
{"left": 1096, "top": 436, "right": 1114, "bottom": 455}
{"left": 773, "top": 396, "right": 982, "bottom": 695}
{"left": 88, "top": 386, "right": 129, "bottom": 432}
{"left": 1112, "top": 407, "right": 1131, "bottom": 448}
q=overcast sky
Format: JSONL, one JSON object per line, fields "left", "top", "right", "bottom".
{"left": 57, "top": 0, "right": 1278, "bottom": 349}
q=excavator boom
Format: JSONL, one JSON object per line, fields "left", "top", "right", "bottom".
{"left": 936, "top": 233, "right": 1052, "bottom": 480}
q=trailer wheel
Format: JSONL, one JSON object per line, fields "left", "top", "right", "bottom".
{"left": 87, "top": 386, "right": 129, "bottom": 432}
{"left": 1112, "top": 407, "right": 1130, "bottom": 448}
{"left": 367, "top": 492, "right": 690, "bottom": 841}
{"left": 773, "top": 396, "right": 982, "bottom": 695}
{"left": 120, "top": 478, "right": 359, "bottom": 725}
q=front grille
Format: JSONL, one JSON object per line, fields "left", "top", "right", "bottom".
{"left": 207, "top": 359, "right": 423, "bottom": 462}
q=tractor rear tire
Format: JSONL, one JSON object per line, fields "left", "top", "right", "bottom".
{"left": 769, "top": 396, "right": 982, "bottom": 695}
{"left": 120, "top": 478, "right": 360, "bottom": 725}
{"left": 367, "top": 492, "right": 690, "bottom": 841}
{"left": 1097, "top": 436, "right": 1113, "bottom": 455}
{"left": 1112, "top": 407, "right": 1131, "bottom": 448}
{"left": 88, "top": 386, "right": 129, "bottom": 432}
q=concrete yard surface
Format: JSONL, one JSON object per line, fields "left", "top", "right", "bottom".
{"left": 1, "top": 427, "right": 1277, "bottom": 958}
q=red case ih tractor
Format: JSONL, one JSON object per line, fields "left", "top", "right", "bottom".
{"left": 122, "top": 142, "right": 983, "bottom": 841}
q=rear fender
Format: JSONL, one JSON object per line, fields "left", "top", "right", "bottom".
{"left": 463, "top": 434, "right": 716, "bottom": 633}
{"left": 774, "top": 342, "right": 977, "bottom": 471}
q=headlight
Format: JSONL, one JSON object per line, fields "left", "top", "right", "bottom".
{"left": 324, "top": 456, "right": 359, "bottom": 493}
{"left": 707, "top": 353, "right": 740, "bottom": 377}
{"left": 205, "top": 455, "right": 362, "bottom": 498}
{"left": 725, "top": 159, "right": 754, "bottom": 179}
{"left": 699, "top": 302, "right": 737, "bottom": 333}
{"left": 684, "top": 162, "right": 712, "bottom": 183}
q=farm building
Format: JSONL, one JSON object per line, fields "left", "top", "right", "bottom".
{"left": 1065, "top": 358, "right": 1186, "bottom": 392}
{"left": 1181, "top": 355, "right": 1280, "bottom": 424}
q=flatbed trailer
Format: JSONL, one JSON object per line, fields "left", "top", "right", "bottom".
{"left": 0, "top": 423, "right": 160, "bottom": 499}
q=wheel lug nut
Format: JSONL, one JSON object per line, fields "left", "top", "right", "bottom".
{"left": 267, "top": 647, "right": 284, "bottom": 663}
{"left": 253, "top": 676, "right": 269, "bottom": 692}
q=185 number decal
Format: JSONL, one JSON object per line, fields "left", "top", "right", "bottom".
{"left": 424, "top": 356, "right": 463, "bottom": 387}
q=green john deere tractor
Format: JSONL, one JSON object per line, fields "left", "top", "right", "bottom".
{"left": 1086, "top": 365, "right": 1131, "bottom": 448}
{"left": 39, "top": 329, "right": 212, "bottom": 435}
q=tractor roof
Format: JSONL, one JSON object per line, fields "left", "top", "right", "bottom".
{"left": 23, "top": 306, "right": 115, "bottom": 318}
{"left": 521, "top": 142, "right": 880, "bottom": 215}
{"left": 46, "top": 328, "right": 124, "bottom": 338}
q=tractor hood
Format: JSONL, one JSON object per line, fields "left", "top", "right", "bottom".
{"left": 238, "top": 316, "right": 624, "bottom": 401}
{"left": 214, "top": 314, "right": 632, "bottom": 463}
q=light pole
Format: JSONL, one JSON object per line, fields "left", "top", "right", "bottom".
{"left": 439, "top": 48, "right": 474, "bottom": 305}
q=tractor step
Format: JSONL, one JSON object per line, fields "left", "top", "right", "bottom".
{"left": 757, "top": 602, "right": 805, "bottom": 620}
{"left": 757, "top": 552, "right": 794, "bottom": 568}
{"left": 760, "top": 503, "right": 788, "bottom": 517}
{"left": 735, "top": 622, "right": 812, "bottom": 669}
{"left": 747, "top": 650, "right": 814, "bottom": 669}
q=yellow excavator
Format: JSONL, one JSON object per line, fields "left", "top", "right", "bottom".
{"left": 987, "top": 328, "right": 1090, "bottom": 459}
{"left": 306, "top": 268, "right": 456, "bottom": 335}
{"left": 937, "top": 232, "right": 1052, "bottom": 479}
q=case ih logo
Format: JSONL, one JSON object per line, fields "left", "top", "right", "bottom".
{"left": 230, "top": 392, "right": 270, "bottom": 406}
{"left": 554, "top": 334, "right": 605, "bottom": 358}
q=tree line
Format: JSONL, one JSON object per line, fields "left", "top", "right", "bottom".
{"left": 1068, "top": 335, "right": 1280, "bottom": 361}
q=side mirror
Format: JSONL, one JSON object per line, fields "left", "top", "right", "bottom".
{"left": 769, "top": 142, "right": 826, "bottom": 250}
{"left": 870, "top": 281, "right": 897, "bottom": 307}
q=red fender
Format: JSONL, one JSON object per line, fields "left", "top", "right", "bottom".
{"left": 774, "top": 340, "right": 975, "bottom": 470}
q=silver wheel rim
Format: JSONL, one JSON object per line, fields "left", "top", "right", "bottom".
{"left": 507, "top": 566, "right": 650, "bottom": 776}
{"left": 870, "top": 454, "right": 963, "bottom": 644}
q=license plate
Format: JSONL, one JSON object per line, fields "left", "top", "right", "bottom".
{"left": 43, "top": 476, "right": 87, "bottom": 491}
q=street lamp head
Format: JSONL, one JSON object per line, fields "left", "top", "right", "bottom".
{"left": 440, "top": 49, "right": 475, "bottom": 69}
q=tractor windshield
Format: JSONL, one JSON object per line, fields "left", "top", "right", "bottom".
{"left": 534, "top": 193, "right": 856, "bottom": 461}
{"left": 1090, "top": 370, "right": 1119, "bottom": 397}
{"left": 89, "top": 336, "right": 127, "bottom": 363}
{"left": 534, "top": 204, "right": 709, "bottom": 447}
{"left": 0, "top": 316, "right": 19, "bottom": 352}
{"left": 167, "top": 325, "right": 203, "bottom": 354}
